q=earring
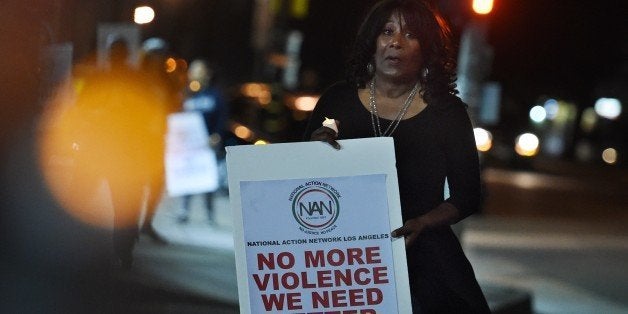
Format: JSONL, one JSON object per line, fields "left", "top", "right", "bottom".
{"left": 422, "top": 67, "right": 429, "bottom": 79}
{"left": 367, "top": 62, "right": 375, "bottom": 75}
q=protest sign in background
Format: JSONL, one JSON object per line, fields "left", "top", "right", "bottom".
{"left": 165, "top": 111, "right": 218, "bottom": 197}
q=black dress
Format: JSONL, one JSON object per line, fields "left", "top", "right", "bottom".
{"left": 304, "top": 81, "right": 491, "bottom": 314}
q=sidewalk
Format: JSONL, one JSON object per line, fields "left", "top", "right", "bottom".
{"left": 151, "top": 192, "right": 234, "bottom": 251}
{"left": 134, "top": 191, "right": 238, "bottom": 303}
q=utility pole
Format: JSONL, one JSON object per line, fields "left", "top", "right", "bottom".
{"left": 457, "top": 0, "right": 497, "bottom": 125}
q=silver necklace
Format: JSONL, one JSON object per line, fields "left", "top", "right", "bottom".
{"left": 369, "top": 78, "right": 419, "bottom": 137}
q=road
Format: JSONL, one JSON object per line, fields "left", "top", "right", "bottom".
{"left": 469, "top": 163, "right": 628, "bottom": 313}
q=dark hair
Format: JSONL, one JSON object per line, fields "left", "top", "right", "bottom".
{"left": 346, "top": 0, "right": 458, "bottom": 105}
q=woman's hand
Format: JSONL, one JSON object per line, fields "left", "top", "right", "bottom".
{"left": 310, "top": 119, "right": 341, "bottom": 149}
{"left": 391, "top": 203, "right": 460, "bottom": 247}
{"left": 391, "top": 216, "right": 428, "bottom": 247}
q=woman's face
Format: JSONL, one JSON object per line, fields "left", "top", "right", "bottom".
{"left": 373, "top": 11, "right": 423, "bottom": 83}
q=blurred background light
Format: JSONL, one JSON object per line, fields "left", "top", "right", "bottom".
{"left": 188, "top": 80, "right": 201, "bottom": 92}
{"left": 601, "top": 147, "right": 618, "bottom": 165}
{"left": 580, "top": 107, "right": 598, "bottom": 133}
{"left": 473, "top": 127, "right": 493, "bottom": 152}
{"left": 293, "top": 96, "right": 318, "bottom": 112}
{"left": 240, "top": 83, "right": 264, "bottom": 97}
{"left": 472, "top": 0, "right": 494, "bottom": 15}
{"left": 176, "top": 59, "right": 188, "bottom": 73}
{"left": 258, "top": 91, "right": 272, "bottom": 105}
{"left": 254, "top": 140, "right": 268, "bottom": 145}
{"left": 142, "top": 37, "right": 166, "bottom": 51}
{"left": 529, "top": 105, "right": 547, "bottom": 123}
{"left": 515, "top": 133, "right": 540, "bottom": 157}
{"left": 594, "top": 97, "right": 622, "bottom": 120}
{"left": 543, "top": 99, "right": 559, "bottom": 120}
{"left": 290, "top": 0, "right": 309, "bottom": 19}
{"left": 134, "top": 6, "right": 155, "bottom": 25}
{"left": 574, "top": 140, "right": 594, "bottom": 162}
{"left": 165, "top": 57, "right": 177, "bottom": 73}
{"left": 38, "top": 68, "right": 169, "bottom": 228}
{"left": 240, "top": 82, "right": 272, "bottom": 106}
{"left": 233, "top": 124, "right": 253, "bottom": 141}
{"left": 543, "top": 134, "right": 564, "bottom": 156}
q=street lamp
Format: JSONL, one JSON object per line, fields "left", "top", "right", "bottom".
{"left": 515, "top": 133, "right": 540, "bottom": 157}
{"left": 134, "top": 5, "right": 155, "bottom": 25}
{"left": 473, "top": 127, "right": 493, "bottom": 152}
{"left": 529, "top": 105, "right": 547, "bottom": 123}
{"left": 594, "top": 97, "right": 622, "bottom": 120}
{"left": 457, "top": 0, "right": 495, "bottom": 123}
{"left": 473, "top": 0, "right": 494, "bottom": 15}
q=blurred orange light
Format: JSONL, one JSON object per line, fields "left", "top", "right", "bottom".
{"left": 294, "top": 96, "right": 319, "bottom": 111}
{"left": 37, "top": 64, "right": 170, "bottom": 228}
{"left": 240, "top": 82, "right": 273, "bottom": 106}
{"left": 241, "top": 83, "right": 263, "bottom": 97}
{"left": 259, "top": 90, "right": 272, "bottom": 105}
{"left": 473, "top": 0, "right": 493, "bottom": 15}
{"left": 234, "top": 125, "right": 253, "bottom": 140}
{"left": 176, "top": 59, "right": 188, "bottom": 72}
{"left": 165, "top": 57, "right": 177, "bottom": 73}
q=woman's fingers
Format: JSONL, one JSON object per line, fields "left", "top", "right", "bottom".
{"left": 391, "top": 225, "right": 409, "bottom": 238}
{"left": 310, "top": 126, "right": 335, "bottom": 141}
{"left": 310, "top": 126, "right": 341, "bottom": 149}
{"left": 391, "top": 218, "right": 424, "bottom": 248}
{"left": 392, "top": 225, "right": 418, "bottom": 248}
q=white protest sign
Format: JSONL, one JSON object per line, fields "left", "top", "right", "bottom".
{"left": 227, "top": 138, "right": 411, "bottom": 314}
{"left": 165, "top": 112, "right": 218, "bottom": 197}
{"left": 166, "top": 111, "right": 209, "bottom": 152}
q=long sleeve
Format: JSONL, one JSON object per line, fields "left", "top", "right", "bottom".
{"left": 442, "top": 103, "right": 481, "bottom": 221}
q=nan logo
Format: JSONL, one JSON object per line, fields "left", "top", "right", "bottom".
{"left": 289, "top": 180, "right": 341, "bottom": 235}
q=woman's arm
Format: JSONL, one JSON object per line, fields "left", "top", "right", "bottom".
{"left": 392, "top": 102, "right": 481, "bottom": 246}
{"left": 442, "top": 103, "right": 482, "bottom": 222}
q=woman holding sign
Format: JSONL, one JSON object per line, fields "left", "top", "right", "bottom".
{"left": 305, "top": 0, "right": 490, "bottom": 313}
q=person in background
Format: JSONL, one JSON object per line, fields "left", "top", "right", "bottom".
{"left": 41, "top": 38, "right": 173, "bottom": 269}
{"left": 177, "top": 59, "right": 227, "bottom": 225}
{"left": 137, "top": 38, "right": 182, "bottom": 243}
{"left": 103, "top": 38, "right": 173, "bottom": 267}
{"left": 304, "top": 0, "right": 490, "bottom": 312}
